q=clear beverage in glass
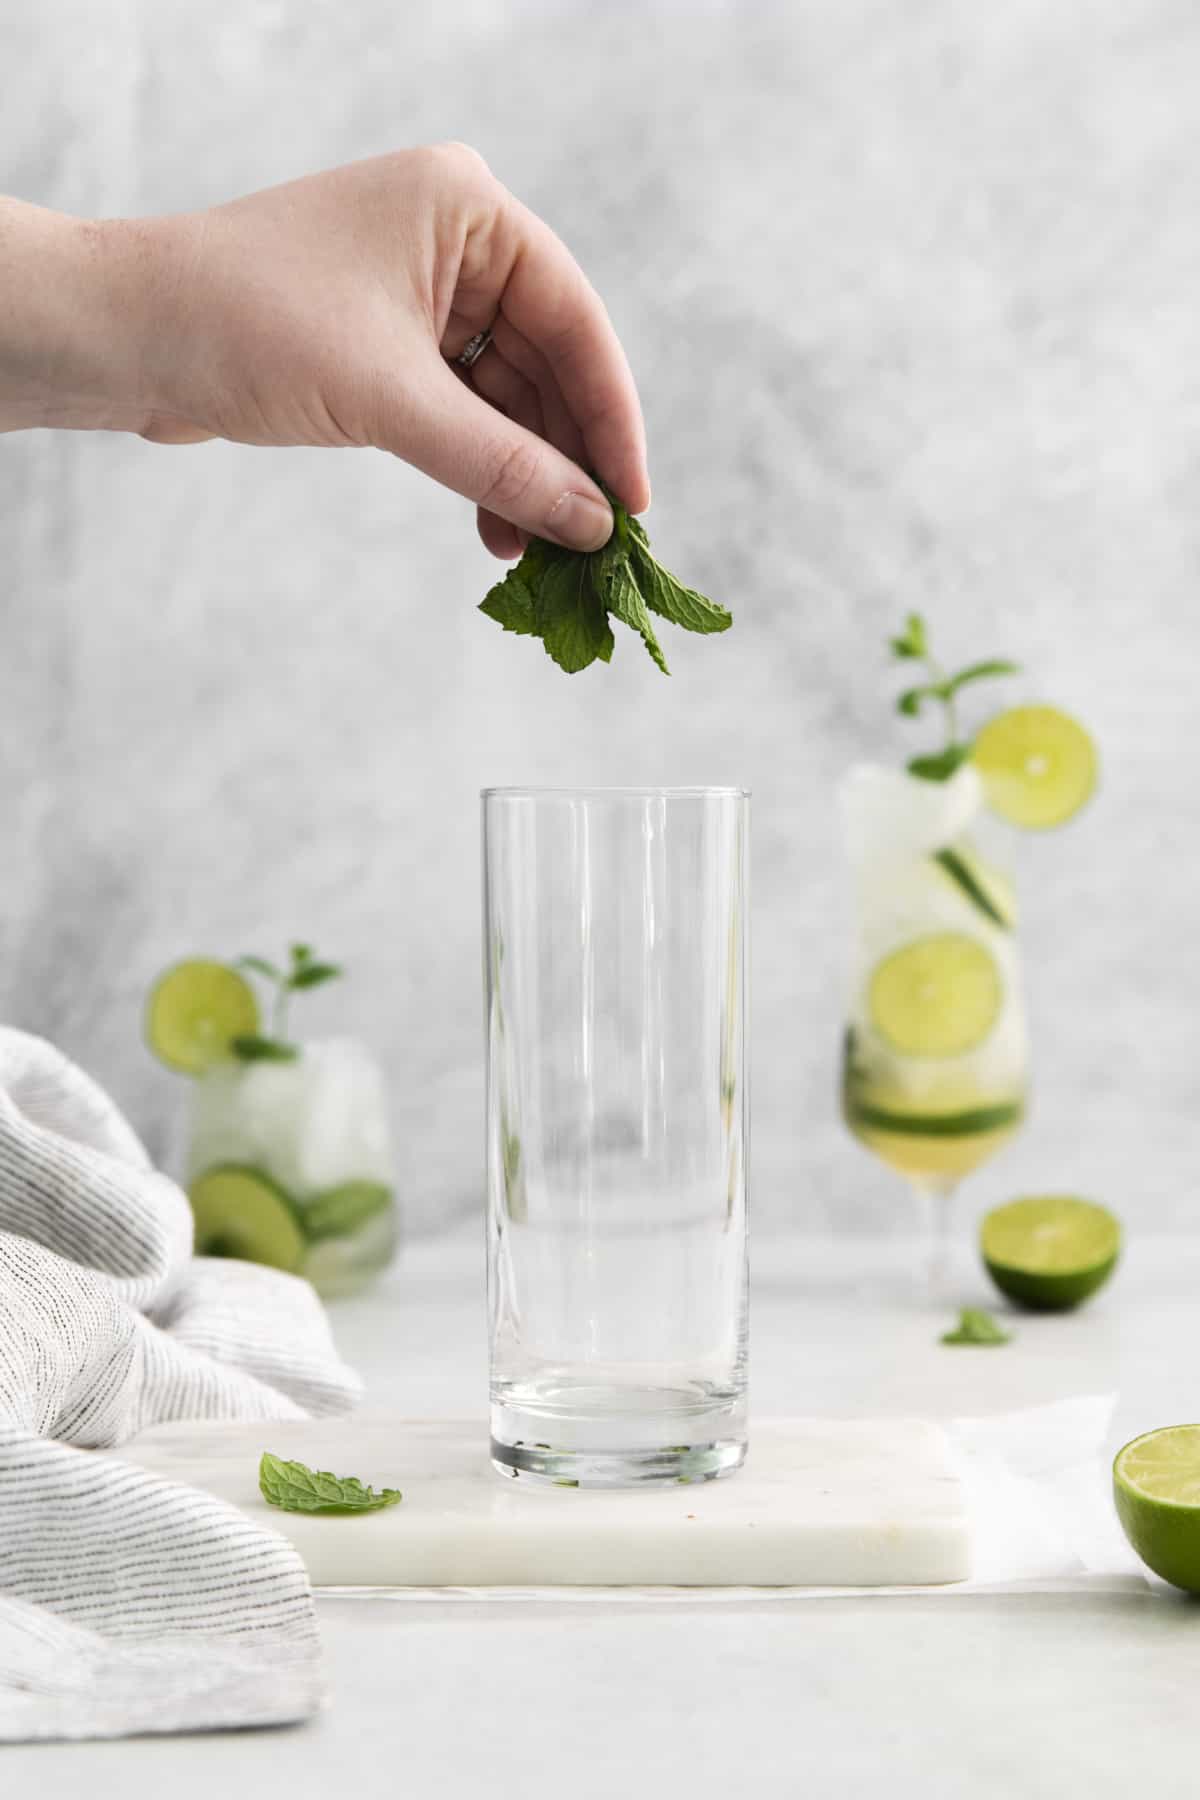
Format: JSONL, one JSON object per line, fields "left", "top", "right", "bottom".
{"left": 483, "top": 787, "right": 749, "bottom": 1487}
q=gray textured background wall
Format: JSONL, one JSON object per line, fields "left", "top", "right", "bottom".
{"left": 2, "top": 0, "right": 1198, "bottom": 1240}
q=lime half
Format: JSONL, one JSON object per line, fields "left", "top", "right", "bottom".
{"left": 146, "top": 960, "right": 259, "bottom": 1074}
{"left": 1114, "top": 1426, "right": 1200, "bottom": 1592}
{"left": 868, "top": 933, "right": 1003, "bottom": 1058}
{"left": 189, "top": 1164, "right": 306, "bottom": 1272}
{"left": 972, "top": 705, "right": 1097, "bottom": 830}
{"left": 981, "top": 1195, "right": 1120, "bottom": 1311}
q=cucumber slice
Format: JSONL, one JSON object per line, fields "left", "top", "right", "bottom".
{"left": 189, "top": 1163, "right": 306, "bottom": 1272}
{"left": 932, "top": 846, "right": 1016, "bottom": 929}
{"left": 300, "top": 1180, "right": 393, "bottom": 1242}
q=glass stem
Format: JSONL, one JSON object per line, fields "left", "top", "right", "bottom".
{"left": 916, "top": 1176, "right": 958, "bottom": 1295}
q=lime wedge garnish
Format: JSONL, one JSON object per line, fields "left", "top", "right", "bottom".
{"left": 932, "top": 845, "right": 1016, "bottom": 929}
{"left": 867, "top": 932, "right": 1003, "bottom": 1057}
{"left": 1114, "top": 1426, "right": 1200, "bottom": 1592}
{"left": 972, "top": 705, "right": 1097, "bottom": 830}
{"left": 146, "top": 960, "right": 259, "bottom": 1074}
{"left": 981, "top": 1195, "right": 1120, "bottom": 1311}
{"left": 189, "top": 1164, "right": 305, "bottom": 1272}
{"left": 301, "top": 1180, "right": 393, "bottom": 1242}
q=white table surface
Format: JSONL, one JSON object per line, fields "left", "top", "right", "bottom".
{"left": 13, "top": 1229, "right": 1200, "bottom": 1796}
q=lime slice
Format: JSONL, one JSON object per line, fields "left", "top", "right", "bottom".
{"left": 867, "top": 933, "right": 1003, "bottom": 1057}
{"left": 972, "top": 706, "right": 1097, "bottom": 830}
{"left": 300, "top": 1180, "right": 393, "bottom": 1242}
{"left": 932, "top": 845, "right": 1016, "bottom": 930}
{"left": 981, "top": 1195, "right": 1120, "bottom": 1311}
{"left": 189, "top": 1164, "right": 305, "bottom": 1272}
{"left": 146, "top": 960, "right": 259, "bottom": 1074}
{"left": 1113, "top": 1426, "right": 1200, "bottom": 1592}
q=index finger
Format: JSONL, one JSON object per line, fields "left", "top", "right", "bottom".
{"left": 498, "top": 197, "right": 651, "bottom": 515}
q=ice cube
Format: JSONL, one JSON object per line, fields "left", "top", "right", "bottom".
{"left": 840, "top": 761, "right": 983, "bottom": 869}
{"left": 188, "top": 1036, "right": 393, "bottom": 1198}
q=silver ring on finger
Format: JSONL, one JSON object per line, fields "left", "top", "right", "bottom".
{"left": 455, "top": 328, "right": 494, "bottom": 371}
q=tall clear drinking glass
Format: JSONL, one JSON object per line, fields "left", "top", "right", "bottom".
{"left": 483, "top": 787, "right": 749, "bottom": 1488}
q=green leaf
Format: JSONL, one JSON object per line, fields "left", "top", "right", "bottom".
{"left": 479, "top": 563, "right": 539, "bottom": 637}
{"left": 259, "top": 1451, "right": 402, "bottom": 1515}
{"left": 231, "top": 1034, "right": 299, "bottom": 1063}
{"left": 941, "top": 658, "right": 1021, "bottom": 698}
{"left": 237, "top": 955, "right": 284, "bottom": 983}
{"left": 896, "top": 685, "right": 938, "bottom": 717}
{"left": 630, "top": 541, "right": 731, "bottom": 635}
{"left": 907, "top": 743, "right": 973, "bottom": 782}
{"left": 940, "top": 1307, "right": 1011, "bottom": 1347}
{"left": 289, "top": 962, "right": 343, "bottom": 990}
{"left": 606, "top": 562, "right": 670, "bottom": 675}
{"left": 535, "top": 549, "right": 615, "bottom": 673}
{"left": 290, "top": 943, "right": 314, "bottom": 964}
{"left": 894, "top": 611, "right": 928, "bottom": 657}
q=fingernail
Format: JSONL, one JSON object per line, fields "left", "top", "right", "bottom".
{"left": 546, "top": 490, "right": 613, "bottom": 551}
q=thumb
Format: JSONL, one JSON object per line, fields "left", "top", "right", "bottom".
{"left": 378, "top": 359, "right": 614, "bottom": 551}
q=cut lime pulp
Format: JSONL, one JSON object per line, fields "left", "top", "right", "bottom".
{"left": 1114, "top": 1426, "right": 1200, "bottom": 1592}
{"left": 867, "top": 932, "right": 1003, "bottom": 1058}
{"left": 189, "top": 1164, "right": 306, "bottom": 1273}
{"left": 981, "top": 1195, "right": 1120, "bottom": 1311}
{"left": 146, "top": 960, "right": 259, "bottom": 1075}
{"left": 972, "top": 705, "right": 1097, "bottom": 830}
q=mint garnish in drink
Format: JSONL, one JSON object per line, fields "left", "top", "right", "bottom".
{"left": 232, "top": 942, "right": 343, "bottom": 1063}
{"left": 940, "top": 1307, "right": 1011, "bottom": 1346}
{"left": 259, "top": 1451, "right": 402, "bottom": 1514}
{"left": 479, "top": 486, "right": 731, "bottom": 674}
{"left": 890, "top": 612, "right": 1019, "bottom": 782}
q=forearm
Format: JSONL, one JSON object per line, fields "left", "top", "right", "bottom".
{"left": 0, "top": 198, "right": 160, "bottom": 434}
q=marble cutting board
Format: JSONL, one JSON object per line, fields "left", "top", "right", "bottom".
{"left": 113, "top": 1415, "right": 971, "bottom": 1588}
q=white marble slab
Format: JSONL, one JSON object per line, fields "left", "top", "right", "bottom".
{"left": 113, "top": 1415, "right": 970, "bottom": 1588}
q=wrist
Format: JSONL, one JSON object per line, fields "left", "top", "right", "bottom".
{"left": 0, "top": 200, "right": 168, "bottom": 433}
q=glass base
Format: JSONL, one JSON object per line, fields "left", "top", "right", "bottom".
{"left": 490, "top": 1378, "right": 747, "bottom": 1487}
{"left": 490, "top": 1435, "right": 746, "bottom": 1488}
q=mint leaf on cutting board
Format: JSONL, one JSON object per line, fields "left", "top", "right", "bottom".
{"left": 479, "top": 487, "right": 730, "bottom": 674}
{"left": 259, "top": 1451, "right": 402, "bottom": 1514}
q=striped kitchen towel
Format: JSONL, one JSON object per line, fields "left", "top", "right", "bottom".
{"left": 0, "top": 1026, "right": 362, "bottom": 1742}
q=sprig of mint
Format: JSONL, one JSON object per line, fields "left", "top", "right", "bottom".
{"left": 259, "top": 1451, "right": 402, "bottom": 1515}
{"left": 480, "top": 486, "right": 731, "bottom": 674}
{"left": 890, "top": 613, "right": 1019, "bottom": 782}
{"left": 940, "top": 1307, "right": 1011, "bottom": 1346}
{"left": 232, "top": 942, "right": 342, "bottom": 1063}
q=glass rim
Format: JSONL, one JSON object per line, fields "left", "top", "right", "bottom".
{"left": 481, "top": 785, "right": 750, "bottom": 800}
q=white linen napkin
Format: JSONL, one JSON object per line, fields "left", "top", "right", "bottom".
{"left": 0, "top": 1026, "right": 361, "bottom": 1743}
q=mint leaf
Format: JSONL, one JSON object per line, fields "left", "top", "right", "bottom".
{"left": 607, "top": 562, "right": 670, "bottom": 675}
{"left": 907, "top": 744, "right": 973, "bottom": 782}
{"left": 232, "top": 1033, "right": 299, "bottom": 1063}
{"left": 259, "top": 1451, "right": 402, "bottom": 1515}
{"left": 535, "top": 550, "right": 614, "bottom": 673}
{"left": 940, "top": 1307, "right": 1011, "bottom": 1346}
{"left": 289, "top": 962, "right": 342, "bottom": 990}
{"left": 238, "top": 955, "right": 284, "bottom": 982}
{"left": 476, "top": 491, "right": 730, "bottom": 673}
{"left": 941, "top": 658, "right": 1021, "bottom": 698}
{"left": 896, "top": 685, "right": 938, "bottom": 718}
{"left": 630, "top": 540, "right": 732, "bottom": 635}
{"left": 480, "top": 564, "right": 538, "bottom": 636}
{"left": 889, "top": 612, "right": 927, "bottom": 658}
{"left": 290, "top": 943, "right": 314, "bottom": 964}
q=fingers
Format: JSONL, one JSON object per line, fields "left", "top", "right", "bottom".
{"left": 466, "top": 349, "right": 543, "bottom": 558}
{"left": 380, "top": 356, "right": 614, "bottom": 551}
{"left": 498, "top": 199, "right": 650, "bottom": 514}
{"left": 476, "top": 509, "right": 525, "bottom": 559}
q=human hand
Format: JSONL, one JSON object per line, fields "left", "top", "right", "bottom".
{"left": 28, "top": 147, "right": 649, "bottom": 555}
